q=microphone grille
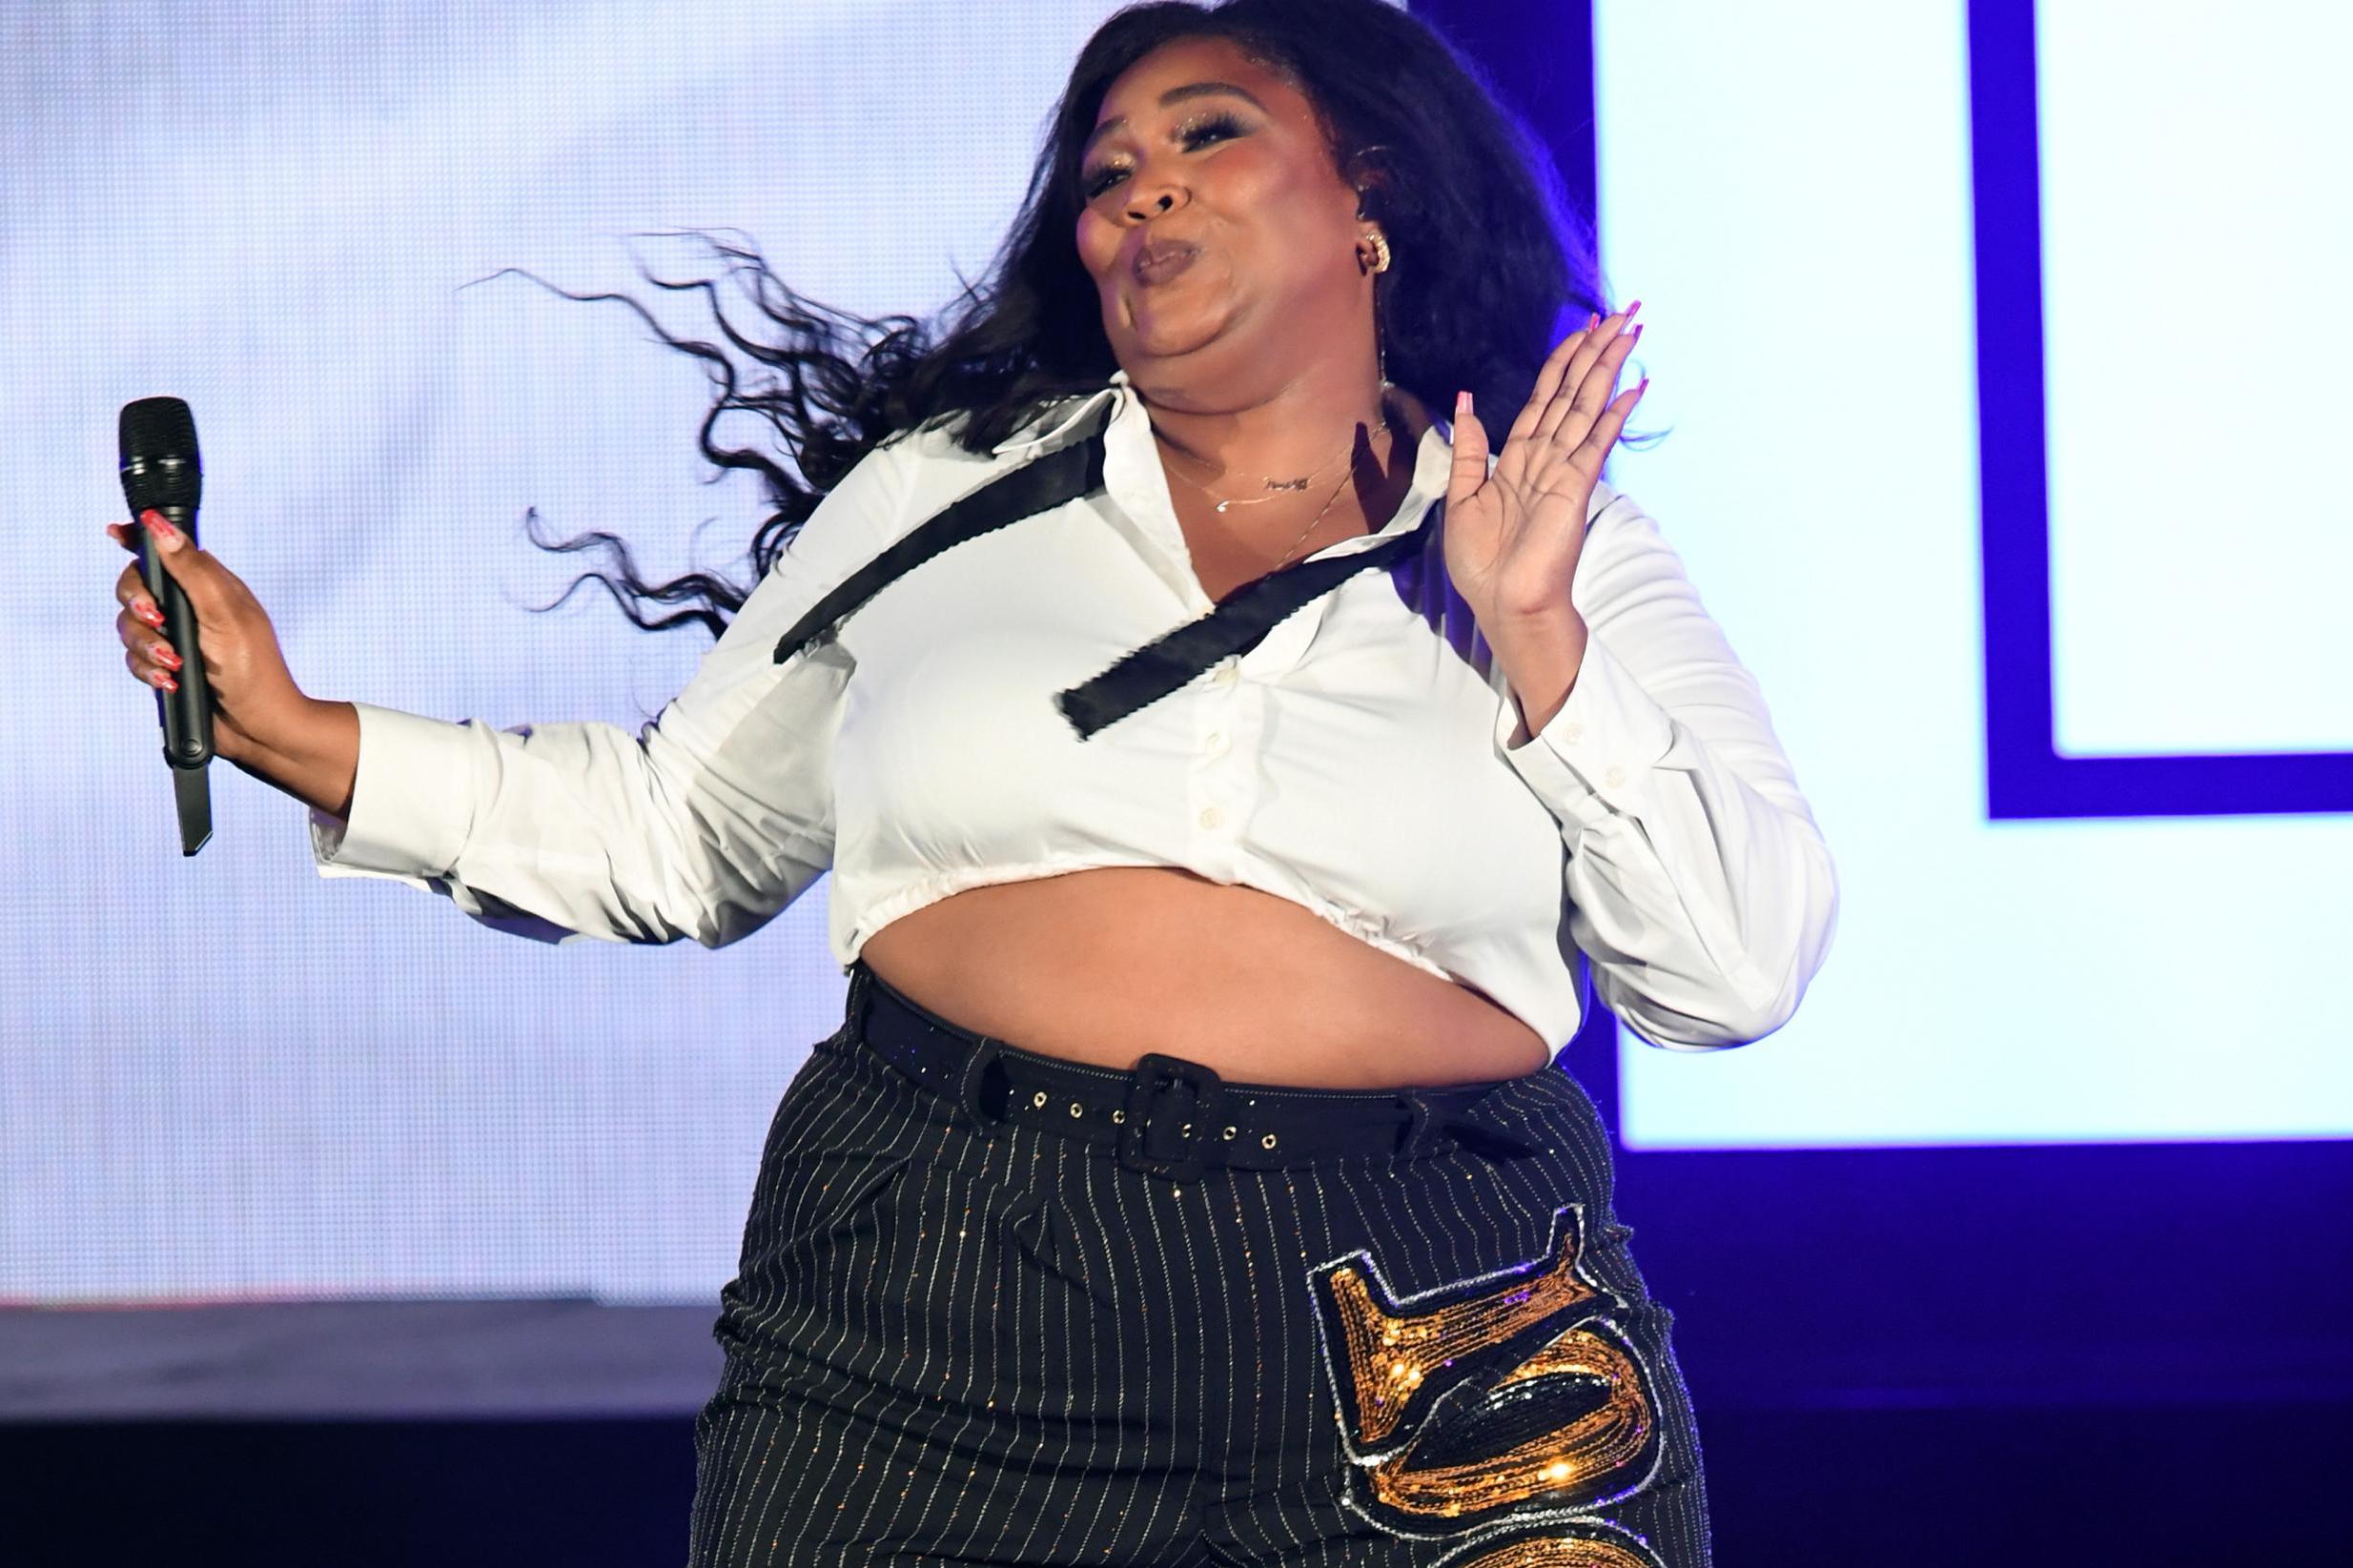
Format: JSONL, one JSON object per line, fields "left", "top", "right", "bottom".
{"left": 119, "top": 396, "right": 202, "bottom": 511}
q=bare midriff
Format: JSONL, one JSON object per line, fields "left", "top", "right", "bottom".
{"left": 856, "top": 394, "right": 1545, "bottom": 1089}
{"left": 857, "top": 866, "right": 1552, "bottom": 1089}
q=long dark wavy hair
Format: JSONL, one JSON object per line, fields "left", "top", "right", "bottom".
{"left": 522, "top": 0, "right": 1630, "bottom": 642}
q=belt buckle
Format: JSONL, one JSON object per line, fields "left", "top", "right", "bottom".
{"left": 1118, "top": 1053, "right": 1225, "bottom": 1182}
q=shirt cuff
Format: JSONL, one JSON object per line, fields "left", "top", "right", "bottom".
{"left": 307, "top": 702, "right": 479, "bottom": 879}
{"left": 1493, "top": 633, "right": 1676, "bottom": 828}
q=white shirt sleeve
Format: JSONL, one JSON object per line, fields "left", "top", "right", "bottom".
{"left": 305, "top": 438, "right": 914, "bottom": 947}
{"left": 1490, "top": 484, "right": 1841, "bottom": 1050}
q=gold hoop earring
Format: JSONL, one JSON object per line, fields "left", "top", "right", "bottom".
{"left": 1360, "top": 229, "right": 1392, "bottom": 275}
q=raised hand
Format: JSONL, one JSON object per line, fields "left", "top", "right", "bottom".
{"left": 1442, "top": 303, "right": 1647, "bottom": 630}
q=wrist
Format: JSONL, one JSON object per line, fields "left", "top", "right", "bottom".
{"left": 238, "top": 695, "right": 359, "bottom": 819}
{"left": 1487, "top": 609, "right": 1588, "bottom": 737}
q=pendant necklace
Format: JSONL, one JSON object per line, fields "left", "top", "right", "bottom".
{"left": 1161, "top": 415, "right": 1393, "bottom": 568}
{"left": 1160, "top": 422, "right": 1378, "bottom": 512}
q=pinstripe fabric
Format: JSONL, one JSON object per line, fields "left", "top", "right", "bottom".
{"left": 689, "top": 966, "right": 1709, "bottom": 1567}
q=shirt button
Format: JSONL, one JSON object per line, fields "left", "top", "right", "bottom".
{"left": 1560, "top": 721, "right": 1584, "bottom": 743}
{"left": 1205, "top": 729, "right": 1227, "bottom": 752}
{"left": 1197, "top": 805, "right": 1224, "bottom": 829}
{"left": 1212, "top": 662, "right": 1239, "bottom": 685}
{"left": 1605, "top": 765, "right": 1627, "bottom": 788}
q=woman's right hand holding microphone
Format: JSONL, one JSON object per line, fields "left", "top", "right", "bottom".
{"left": 108, "top": 510, "right": 359, "bottom": 820}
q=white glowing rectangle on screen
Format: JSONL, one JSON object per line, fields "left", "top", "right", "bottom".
{"left": 2038, "top": 6, "right": 2353, "bottom": 756}
{"left": 1591, "top": 0, "right": 2353, "bottom": 1148}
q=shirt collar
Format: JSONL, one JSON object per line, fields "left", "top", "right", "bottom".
{"left": 989, "top": 370, "right": 1131, "bottom": 457}
{"left": 996, "top": 367, "right": 1452, "bottom": 543}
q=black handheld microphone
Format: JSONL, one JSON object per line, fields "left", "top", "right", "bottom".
{"left": 118, "top": 396, "right": 215, "bottom": 855}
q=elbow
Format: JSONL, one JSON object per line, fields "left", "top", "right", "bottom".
{"left": 1681, "top": 828, "right": 1840, "bottom": 1049}
{"left": 1620, "top": 995, "right": 1791, "bottom": 1052}
{"left": 672, "top": 865, "right": 800, "bottom": 949}
{"left": 1720, "top": 990, "right": 1802, "bottom": 1048}
{"left": 1607, "top": 921, "right": 1829, "bottom": 1052}
{"left": 1664, "top": 932, "right": 1831, "bottom": 1051}
{"left": 1586, "top": 819, "right": 1841, "bottom": 1053}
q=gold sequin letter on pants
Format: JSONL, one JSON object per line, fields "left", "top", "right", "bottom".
{"left": 1309, "top": 1204, "right": 1672, "bottom": 1564}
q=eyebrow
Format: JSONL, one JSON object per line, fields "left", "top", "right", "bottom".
{"left": 1082, "top": 81, "right": 1270, "bottom": 156}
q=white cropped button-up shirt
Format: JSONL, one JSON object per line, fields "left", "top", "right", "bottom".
{"left": 311, "top": 371, "right": 1838, "bottom": 1051}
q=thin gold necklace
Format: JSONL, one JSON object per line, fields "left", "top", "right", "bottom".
{"left": 1156, "top": 410, "right": 1390, "bottom": 509}
{"left": 1266, "top": 446, "right": 1373, "bottom": 568}
{"left": 1162, "top": 417, "right": 1394, "bottom": 567}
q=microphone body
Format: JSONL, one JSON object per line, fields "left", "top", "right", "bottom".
{"left": 118, "top": 396, "right": 215, "bottom": 853}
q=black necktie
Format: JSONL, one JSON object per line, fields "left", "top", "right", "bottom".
{"left": 1054, "top": 521, "right": 1431, "bottom": 739}
{"left": 771, "top": 417, "right": 1110, "bottom": 667}
{"left": 771, "top": 409, "right": 1435, "bottom": 741}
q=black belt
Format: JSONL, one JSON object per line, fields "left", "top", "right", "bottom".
{"left": 846, "top": 962, "right": 1541, "bottom": 1182}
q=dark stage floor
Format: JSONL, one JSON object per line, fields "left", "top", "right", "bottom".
{"left": 7, "top": 1397, "right": 2346, "bottom": 1563}
{"left": 10, "top": 1142, "right": 2348, "bottom": 1560}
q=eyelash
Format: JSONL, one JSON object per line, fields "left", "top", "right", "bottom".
{"left": 1082, "top": 112, "right": 1247, "bottom": 200}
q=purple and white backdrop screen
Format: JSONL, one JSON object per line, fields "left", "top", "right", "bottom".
{"left": 1596, "top": 0, "right": 2349, "bottom": 1149}
{"left": 1, "top": 0, "right": 2343, "bottom": 1308}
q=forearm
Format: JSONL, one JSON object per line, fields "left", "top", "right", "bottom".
{"left": 235, "top": 696, "right": 359, "bottom": 820}
{"left": 1480, "top": 500, "right": 1841, "bottom": 1047}
{"left": 1487, "top": 608, "right": 1590, "bottom": 735}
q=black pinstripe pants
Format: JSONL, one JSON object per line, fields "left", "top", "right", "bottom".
{"left": 689, "top": 964, "right": 1711, "bottom": 1566}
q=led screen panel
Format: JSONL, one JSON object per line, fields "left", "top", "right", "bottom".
{"left": 0, "top": 0, "right": 1164, "bottom": 1304}
{"left": 1594, "top": 0, "right": 2352, "bottom": 1147}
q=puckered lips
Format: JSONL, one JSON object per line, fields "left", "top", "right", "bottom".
{"left": 1129, "top": 234, "right": 1202, "bottom": 287}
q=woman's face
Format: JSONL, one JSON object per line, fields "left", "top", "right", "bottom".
{"left": 1074, "top": 36, "right": 1370, "bottom": 397}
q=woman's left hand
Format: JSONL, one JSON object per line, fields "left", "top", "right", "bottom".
{"left": 1442, "top": 304, "right": 1647, "bottom": 629}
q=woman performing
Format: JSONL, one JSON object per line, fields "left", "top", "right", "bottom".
{"left": 105, "top": 1, "right": 1836, "bottom": 1561}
